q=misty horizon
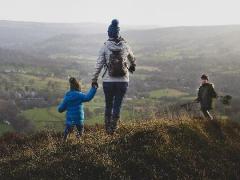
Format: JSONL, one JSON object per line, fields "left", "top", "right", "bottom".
{"left": 1, "top": 0, "right": 240, "bottom": 27}
{"left": 1, "top": 19, "right": 240, "bottom": 30}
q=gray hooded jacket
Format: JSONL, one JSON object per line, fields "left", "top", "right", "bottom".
{"left": 92, "top": 38, "right": 136, "bottom": 82}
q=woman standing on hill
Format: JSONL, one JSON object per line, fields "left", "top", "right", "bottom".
{"left": 92, "top": 19, "right": 136, "bottom": 134}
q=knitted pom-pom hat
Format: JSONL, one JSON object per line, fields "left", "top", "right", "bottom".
{"left": 108, "top": 19, "right": 120, "bottom": 39}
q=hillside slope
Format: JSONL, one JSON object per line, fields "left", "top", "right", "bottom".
{"left": 0, "top": 119, "right": 240, "bottom": 179}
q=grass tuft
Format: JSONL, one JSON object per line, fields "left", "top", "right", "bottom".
{"left": 0, "top": 118, "right": 240, "bottom": 179}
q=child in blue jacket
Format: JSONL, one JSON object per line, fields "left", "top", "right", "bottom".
{"left": 58, "top": 77, "right": 97, "bottom": 141}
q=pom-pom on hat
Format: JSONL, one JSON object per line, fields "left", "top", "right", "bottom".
{"left": 108, "top": 19, "right": 120, "bottom": 39}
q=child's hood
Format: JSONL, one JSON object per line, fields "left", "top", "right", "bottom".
{"left": 65, "top": 90, "right": 80, "bottom": 101}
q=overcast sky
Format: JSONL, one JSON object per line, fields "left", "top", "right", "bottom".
{"left": 0, "top": 0, "right": 239, "bottom": 26}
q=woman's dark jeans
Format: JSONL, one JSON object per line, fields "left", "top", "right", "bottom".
{"left": 103, "top": 82, "right": 128, "bottom": 118}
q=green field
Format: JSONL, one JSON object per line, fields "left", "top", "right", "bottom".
{"left": 17, "top": 74, "right": 69, "bottom": 91}
{"left": 0, "top": 72, "right": 70, "bottom": 93}
{"left": 20, "top": 95, "right": 154, "bottom": 131}
{"left": 21, "top": 98, "right": 105, "bottom": 131}
{"left": 0, "top": 122, "right": 14, "bottom": 135}
{"left": 21, "top": 107, "right": 134, "bottom": 131}
{"left": 21, "top": 107, "right": 65, "bottom": 130}
{"left": 149, "top": 88, "right": 189, "bottom": 98}
{"left": 20, "top": 89, "right": 192, "bottom": 132}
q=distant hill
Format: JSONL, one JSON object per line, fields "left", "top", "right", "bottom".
{"left": 1, "top": 21, "right": 240, "bottom": 62}
{"left": 0, "top": 20, "right": 158, "bottom": 49}
{"left": 124, "top": 25, "right": 240, "bottom": 62}
{"left": 0, "top": 20, "right": 108, "bottom": 48}
{"left": 30, "top": 25, "right": 240, "bottom": 60}
{"left": 0, "top": 119, "right": 240, "bottom": 179}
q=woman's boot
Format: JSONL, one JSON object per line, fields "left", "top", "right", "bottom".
{"left": 105, "top": 116, "right": 112, "bottom": 134}
{"left": 111, "top": 117, "right": 119, "bottom": 134}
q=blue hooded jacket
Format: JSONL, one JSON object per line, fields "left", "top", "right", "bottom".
{"left": 58, "top": 87, "right": 97, "bottom": 125}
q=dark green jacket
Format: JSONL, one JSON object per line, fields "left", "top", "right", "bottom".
{"left": 197, "top": 83, "right": 217, "bottom": 110}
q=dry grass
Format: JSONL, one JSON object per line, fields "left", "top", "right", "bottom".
{"left": 0, "top": 118, "right": 240, "bottom": 179}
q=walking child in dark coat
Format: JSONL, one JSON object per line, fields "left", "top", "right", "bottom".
{"left": 195, "top": 74, "right": 218, "bottom": 120}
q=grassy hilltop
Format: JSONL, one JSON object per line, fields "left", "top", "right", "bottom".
{"left": 0, "top": 118, "right": 240, "bottom": 179}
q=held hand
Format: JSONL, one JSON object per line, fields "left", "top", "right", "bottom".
{"left": 92, "top": 81, "right": 99, "bottom": 89}
{"left": 128, "top": 65, "right": 136, "bottom": 73}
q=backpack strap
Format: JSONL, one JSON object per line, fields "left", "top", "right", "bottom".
{"left": 102, "top": 64, "right": 109, "bottom": 78}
